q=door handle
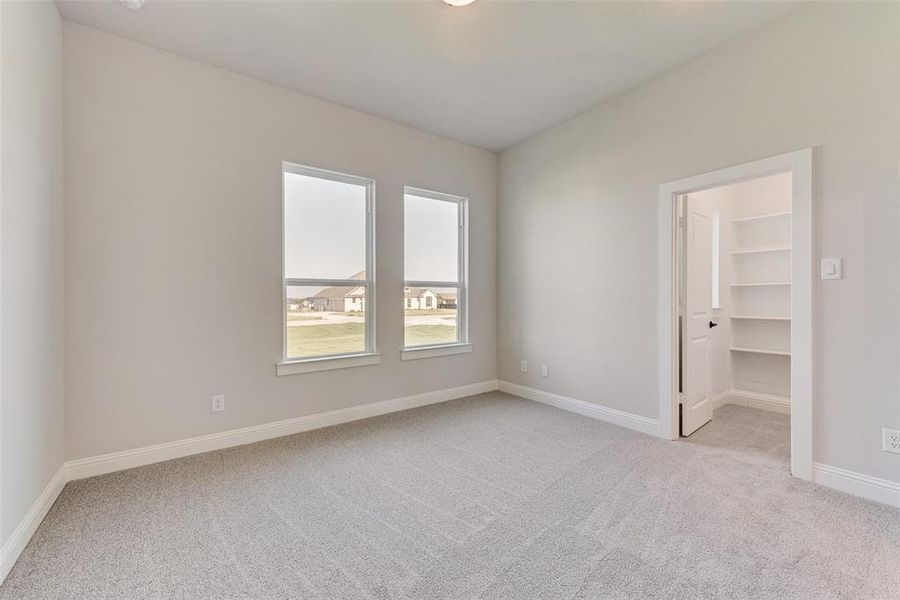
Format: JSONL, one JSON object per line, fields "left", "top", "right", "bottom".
{"left": 709, "top": 321, "right": 718, "bottom": 328}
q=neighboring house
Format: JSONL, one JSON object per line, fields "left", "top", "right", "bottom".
{"left": 304, "top": 275, "right": 453, "bottom": 312}
{"left": 405, "top": 287, "right": 449, "bottom": 310}
{"left": 287, "top": 298, "right": 317, "bottom": 311}
{"left": 437, "top": 291, "right": 457, "bottom": 309}
{"left": 308, "top": 271, "right": 366, "bottom": 312}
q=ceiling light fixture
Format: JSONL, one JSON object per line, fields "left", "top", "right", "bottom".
{"left": 120, "top": 0, "right": 146, "bottom": 9}
{"left": 443, "top": 0, "right": 476, "bottom": 6}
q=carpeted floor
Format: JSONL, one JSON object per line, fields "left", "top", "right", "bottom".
{"left": 2, "top": 392, "right": 899, "bottom": 599}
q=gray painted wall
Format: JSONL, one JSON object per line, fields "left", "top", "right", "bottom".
{"left": 498, "top": 3, "right": 900, "bottom": 483}
{"left": 1, "top": 1, "right": 66, "bottom": 543}
{"left": 63, "top": 23, "right": 497, "bottom": 460}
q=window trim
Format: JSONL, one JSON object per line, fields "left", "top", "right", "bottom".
{"left": 279, "top": 162, "right": 376, "bottom": 372}
{"left": 401, "top": 343, "right": 472, "bottom": 361}
{"left": 402, "top": 186, "right": 469, "bottom": 353}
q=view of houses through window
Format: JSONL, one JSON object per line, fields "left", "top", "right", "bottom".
{"left": 285, "top": 276, "right": 460, "bottom": 357}
{"left": 402, "top": 285, "right": 459, "bottom": 346}
{"left": 283, "top": 164, "right": 372, "bottom": 360}
{"left": 403, "top": 188, "right": 466, "bottom": 348}
{"left": 283, "top": 165, "right": 467, "bottom": 360}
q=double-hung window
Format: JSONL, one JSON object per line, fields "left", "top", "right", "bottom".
{"left": 402, "top": 187, "right": 469, "bottom": 359}
{"left": 278, "top": 162, "right": 376, "bottom": 375}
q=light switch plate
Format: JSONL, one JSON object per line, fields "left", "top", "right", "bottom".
{"left": 820, "top": 257, "right": 842, "bottom": 280}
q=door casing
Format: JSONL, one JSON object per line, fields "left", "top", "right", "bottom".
{"left": 657, "top": 148, "right": 814, "bottom": 481}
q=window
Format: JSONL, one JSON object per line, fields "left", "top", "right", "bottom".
{"left": 403, "top": 187, "right": 468, "bottom": 357}
{"left": 279, "top": 163, "right": 376, "bottom": 374}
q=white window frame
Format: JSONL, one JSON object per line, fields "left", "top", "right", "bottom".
{"left": 402, "top": 186, "right": 471, "bottom": 360}
{"left": 277, "top": 162, "right": 378, "bottom": 375}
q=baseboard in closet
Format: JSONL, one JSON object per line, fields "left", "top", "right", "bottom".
{"left": 714, "top": 388, "right": 790, "bottom": 414}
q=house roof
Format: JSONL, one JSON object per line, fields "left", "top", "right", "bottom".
{"left": 309, "top": 275, "right": 455, "bottom": 301}
{"left": 404, "top": 287, "right": 430, "bottom": 299}
{"left": 404, "top": 287, "right": 456, "bottom": 300}
{"left": 312, "top": 271, "right": 366, "bottom": 299}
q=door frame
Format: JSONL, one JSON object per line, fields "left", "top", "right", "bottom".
{"left": 657, "top": 148, "right": 814, "bottom": 480}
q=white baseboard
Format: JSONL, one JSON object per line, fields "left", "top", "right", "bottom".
{"left": 498, "top": 382, "right": 899, "bottom": 509}
{"left": 498, "top": 381, "right": 660, "bottom": 437}
{"left": 0, "top": 466, "right": 67, "bottom": 584}
{"left": 66, "top": 379, "right": 499, "bottom": 481}
{"left": 717, "top": 389, "right": 791, "bottom": 415}
{"left": 0, "top": 380, "right": 499, "bottom": 586}
{"left": 4, "top": 380, "right": 896, "bottom": 589}
{"left": 813, "top": 463, "right": 900, "bottom": 508}
{"left": 711, "top": 391, "right": 731, "bottom": 410}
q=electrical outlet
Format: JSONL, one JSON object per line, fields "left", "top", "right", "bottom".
{"left": 884, "top": 428, "right": 900, "bottom": 454}
{"left": 541, "top": 365, "right": 549, "bottom": 378}
{"left": 520, "top": 360, "right": 528, "bottom": 373}
{"left": 211, "top": 394, "right": 225, "bottom": 413}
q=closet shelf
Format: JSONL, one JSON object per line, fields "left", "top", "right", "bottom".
{"left": 731, "top": 282, "right": 791, "bottom": 287}
{"left": 730, "top": 346, "right": 791, "bottom": 356}
{"left": 731, "top": 315, "right": 791, "bottom": 321}
{"left": 730, "top": 211, "right": 792, "bottom": 224}
{"left": 731, "top": 245, "right": 791, "bottom": 256}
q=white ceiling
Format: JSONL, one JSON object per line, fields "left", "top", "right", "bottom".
{"left": 55, "top": 1, "right": 800, "bottom": 151}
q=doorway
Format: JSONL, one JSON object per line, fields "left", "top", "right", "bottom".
{"left": 678, "top": 172, "right": 792, "bottom": 437}
{"left": 658, "top": 149, "right": 813, "bottom": 480}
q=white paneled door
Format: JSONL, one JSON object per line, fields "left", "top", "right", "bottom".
{"left": 682, "top": 198, "right": 714, "bottom": 435}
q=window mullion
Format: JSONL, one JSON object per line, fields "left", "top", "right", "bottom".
{"left": 404, "top": 280, "right": 459, "bottom": 289}
{"left": 285, "top": 278, "right": 368, "bottom": 287}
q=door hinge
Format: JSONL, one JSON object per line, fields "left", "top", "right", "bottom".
{"left": 678, "top": 216, "right": 685, "bottom": 229}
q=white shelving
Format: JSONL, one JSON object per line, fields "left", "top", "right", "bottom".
{"left": 732, "top": 211, "right": 791, "bottom": 249}
{"left": 730, "top": 346, "right": 790, "bottom": 356}
{"left": 731, "top": 245, "right": 791, "bottom": 255}
{"left": 730, "top": 206, "right": 792, "bottom": 400}
{"left": 730, "top": 211, "right": 791, "bottom": 224}
{"left": 731, "top": 281, "right": 790, "bottom": 287}
{"left": 731, "top": 315, "right": 791, "bottom": 321}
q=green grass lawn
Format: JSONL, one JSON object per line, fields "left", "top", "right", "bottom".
{"left": 404, "top": 324, "right": 458, "bottom": 347}
{"left": 287, "top": 322, "right": 457, "bottom": 358}
{"left": 404, "top": 309, "right": 456, "bottom": 316}
{"left": 287, "top": 322, "right": 365, "bottom": 358}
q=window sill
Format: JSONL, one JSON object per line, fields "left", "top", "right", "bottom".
{"left": 401, "top": 343, "right": 472, "bottom": 361}
{"left": 276, "top": 353, "right": 380, "bottom": 376}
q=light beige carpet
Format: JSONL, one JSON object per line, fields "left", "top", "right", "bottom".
{"left": 2, "top": 392, "right": 899, "bottom": 599}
